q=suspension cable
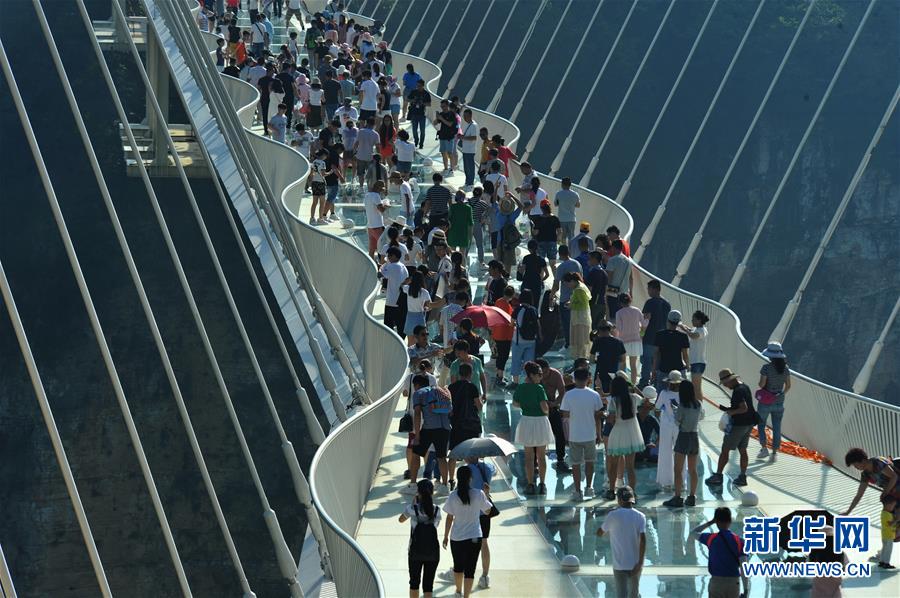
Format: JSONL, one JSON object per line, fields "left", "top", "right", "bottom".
{"left": 579, "top": 0, "right": 677, "bottom": 188}
{"left": 486, "top": 0, "right": 547, "bottom": 113}
{"left": 464, "top": 0, "right": 518, "bottom": 104}
{"left": 771, "top": 84, "right": 900, "bottom": 341}
{"left": 437, "top": 0, "right": 477, "bottom": 70}
{"left": 544, "top": 0, "right": 638, "bottom": 174}
{"left": 402, "top": 0, "right": 435, "bottom": 54}
{"left": 520, "top": 0, "right": 606, "bottom": 163}
{"left": 612, "top": 0, "right": 720, "bottom": 198}
{"left": 444, "top": 0, "right": 498, "bottom": 96}
{"left": 419, "top": 0, "right": 453, "bottom": 58}
{"left": 669, "top": 0, "right": 817, "bottom": 285}
{"left": 0, "top": 36, "right": 191, "bottom": 598}
{"left": 719, "top": 0, "right": 876, "bottom": 306}
{"left": 853, "top": 294, "right": 900, "bottom": 395}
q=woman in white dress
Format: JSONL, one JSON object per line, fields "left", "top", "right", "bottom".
{"left": 605, "top": 376, "right": 647, "bottom": 499}
{"left": 654, "top": 371, "right": 686, "bottom": 490}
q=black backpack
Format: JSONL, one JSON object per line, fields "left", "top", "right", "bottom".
{"left": 409, "top": 505, "right": 440, "bottom": 562}
{"left": 515, "top": 304, "right": 540, "bottom": 342}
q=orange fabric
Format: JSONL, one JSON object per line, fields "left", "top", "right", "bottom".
{"left": 491, "top": 298, "right": 514, "bottom": 342}
{"left": 751, "top": 426, "right": 832, "bottom": 464}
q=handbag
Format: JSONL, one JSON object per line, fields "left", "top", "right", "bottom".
{"left": 476, "top": 463, "right": 501, "bottom": 518}
{"left": 755, "top": 388, "right": 778, "bottom": 406}
{"left": 398, "top": 412, "right": 413, "bottom": 433}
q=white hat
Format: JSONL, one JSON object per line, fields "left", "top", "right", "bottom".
{"left": 666, "top": 370, "right": 684, "bottom": 384}
{"left": 667, "top": 309, "right": 683, "bottom": 324}
{"left": 390, "top": 215, "right": 408, "bottom": 227}
{"left": 642, "top": 386, "right": 657, "bottom": 400}
{"left": 762, "top": 341, "right": 786, "bottom": 359}
{"left": 337, "top": 65, "right": 348, "bottom": 75}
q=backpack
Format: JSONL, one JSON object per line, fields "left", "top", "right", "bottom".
{"left": 409, "top": 505, "right": 440, "bottom": 561}
{"left": 423, "top": 386, "right": 452, "bottom": 415}
{"left": 501, "top": 220, "right": 521, "bottom": 251}
{"left": 514, "top": 304, "right": 540, "bottom": 342}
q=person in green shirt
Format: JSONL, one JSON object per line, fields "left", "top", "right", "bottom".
{"left": 512, "top": 361, "right": 554, "bottom": 494}
{"left": 449, "top": 339, "right": 488, "bottom": 400}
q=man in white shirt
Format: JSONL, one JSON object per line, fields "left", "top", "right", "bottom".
{"left": 400, "top": 176, "right": 415, "bottom": 221}
{"left": 364, "top": 180, "right": 388, "bottom": 260}
{"left": 246, "top": 57, "right": 267, "bottom": 87}
{"left": 597, "top": 486, "right": 646, "bottom": 598}
{"left": 460, "top": 109, "right": 479, "bottom": 190}
{"left": 380, "top": 246, "right": 409, "bottom": 336}
{"left": 484, "top": 161, "right": 508, "bottom": 202}
{"left": 334, "top": 97, "right": 359, "bottom": 132}
{"left": 560, "top": 368, "right": 603, "bottom": 501}
{"left": 358, "top": 70, "right": 380, "bottom": 121}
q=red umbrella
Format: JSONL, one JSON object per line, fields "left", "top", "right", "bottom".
{"left": 450, "top": 305, "right": 512, "bottom": 328}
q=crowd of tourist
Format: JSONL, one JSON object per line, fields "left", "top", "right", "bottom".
{"left": 197, "top": 2, "right": 898, "bottom": 597}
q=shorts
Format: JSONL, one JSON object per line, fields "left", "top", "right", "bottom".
{"left": 538, "top": 241, "right": 558, "bottom": 259}
{"left": 397, "top": 160, "right": 412, "bottom": 172}
{"left": 722, "top": 425, "right": 753, "bottom": 451}
{"left": 439, "top": 138, "right": 456, "bottom": 154}
{"left": 311, "top": 180, "right": 327, "bottom": 196}
{"left": 624, "top": 341, "right": 643, "bottom": 357}
{"left": 569, "top": 440, "right": 597, "bottom": 465}
{"left": 367, "top": 226, "right": 385, "bottom": 252}
{"left": 479, "top": 513, "right": 491, "bottom": 538}
{"left": 449, "top": 426, "right": 481, "bottom": 450}
{"left": 414, "top": 427, "right": 450, "bottom": 458}
{"left": 391, "top": 104, "right": 400, "bottom": 117}
{"left": 326, "top": 185, "right": 339, "bottom": 202}
{"left": 356, "top": 159, "right": 371, "bottom": 177}
{"left": 690, "top": 363, "right": 706, "bottom": 374}
{"left": 359, "top": 108, "right": 376, "bottom": 121}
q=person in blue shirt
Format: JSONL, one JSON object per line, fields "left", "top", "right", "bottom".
{"left": 402, "top": 63, "right": 422, "bottom": 120}
{"left": 691, "top": 507, "right": 747, "bottom": 598}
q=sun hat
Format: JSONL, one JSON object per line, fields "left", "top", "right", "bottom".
{"left": 666, "top": 370, "right": 684, "bottom": 384}
{"left": 390, "top": 215, "right": 408, "bottom": 227}
{"left": 579, "top": 221, "right": 591, "bottom": 232}
{"left": 667, "top": 309, "right": 682, "bottom": 323}
{"left": 616, "top": 486, "right": 636, "bottom": 504}
{"left": 337, "top": 65, "right": 348, "bottom": 75}
{"left": 642, "top": 386, "right": 657, "bottom": 400}
{"left": 718, "top": 368, "right": 739, "bottom": 383}
{"left": 762, "top": 341, "right": 786, "bottom": 359}
{"left": 499, "top": 197, "right": 516, "bottom": 215}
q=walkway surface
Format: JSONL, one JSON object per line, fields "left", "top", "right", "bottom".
{"left": 280, "top": 116, "right": 897, "bottom": 597}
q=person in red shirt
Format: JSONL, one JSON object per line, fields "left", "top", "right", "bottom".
{"left": 491, "top": 134, "right": 517, "bottom": 176}
{"left": 606, "top": 225, "right": 630, "bottom": 257}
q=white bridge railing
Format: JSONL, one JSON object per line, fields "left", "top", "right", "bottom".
{"left": 205, "top": 6, "right": 898, "bottom": 596}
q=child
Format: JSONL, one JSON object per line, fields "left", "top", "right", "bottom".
{"left": 879, "top": 495, "right": 899, "bottom": 569}
{"left": 308, "top": 149, "right": 328, "bottom": 224}
{"left": 288, "top": 30, "right": 300, "bottom": 63}
{"left": 268, "top": 103, "right": 288, "bottom": 144}
{"left": 292, "top": 123, "right": 313, "bottom": 159}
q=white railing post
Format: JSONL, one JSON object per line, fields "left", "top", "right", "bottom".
{"left": 509, "top": 0, "right": 574, "bottom": 122}
{"left": 0, "top": 543, "right": 16, "bottom": 598}
{"left": 385, "top": 0, "right": 413, "bottom": 41}
{"left": 520, "top": 0, "right": 606, "bottom": 163}
{"left": 670, "top": 0, "right": 817, "bottom": 285}
{"left": 444, "top": 0, "right": 496, "bottom": 96}
{"left": 719, "top": 0, "right": 876, "bottom": 307}
{"left": 579, "top": 0, "right": 677, "bottom": 188}
{"left": 771, "top": 83, "right": 900, "bottom": 341}
{"left": 614, "top": 0, "right": 720, "bottom": 201}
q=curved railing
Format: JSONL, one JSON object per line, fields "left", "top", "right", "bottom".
{"left": 205, "top": 34, "right": 407, "bottom": 598}
{"left": 364, "top": 12, "right": 899, "bottom": 476}
{"left": 204, "top": 7, "right": 898, "bottom": 595}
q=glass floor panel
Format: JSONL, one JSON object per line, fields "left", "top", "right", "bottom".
{"left": 572, "top": 574, "right": 829, "bottom": 598}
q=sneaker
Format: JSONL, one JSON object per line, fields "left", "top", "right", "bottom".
{"left": 538, "top": 482, "right": 547, "bottom": 494}
{"left": 685, "top": 495, "right": 696, "bottom": 507}
{"left": 878, "top": 562, "right": 896, "bottom": 569}
{"left": 309, "top": 217, "right": 317, "bottom": 225}
{"left": 449, "top": 479, "right": 456, "bottom": 491}
{"left": 400, "top": 482, "right": 418, "bottom": 495}
{"left": 454, "top": 593, "right": 463, "bottom": 598}
{"left": 439, "top": 569, "right": 455, "bottom": 582}
{"left": 555, "top": 462, "right": 572, "bottom": 473}
{"left": 478, "top": 575, "right": 490, "bottom": 589}
{"left": 584, "top": 487, "right": 595, "bottom": 499}
{"left": 316, "top": 218, "right": 329, "bottom": 225}
{"left": 524, "top": 483, "right": 536, "bottom": 495}
{"left": 733, "top": 473, "right": 748, "bottom": 487}
{"left": 570, "top": 489, "right": 583, "bottom": 502}
{"left": 604, "top": 488, "right": 617, "bottom": 500}
{"left": 494, "top": 376, "right": 506, "bottom": 387}
{"left": 662, "top": 496, "right": 684, "bottom": 508}
{"left": 757, "top": 447, "right": 769, "bottom": 458}
{"left": 436, "top": 483, "right": 449, "bottom": 495}
{"left": 403, "top": 470, "right": 410, "bottom": 480}
{"left": 705, "top": 473, "right": 724, "bottom": 486}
